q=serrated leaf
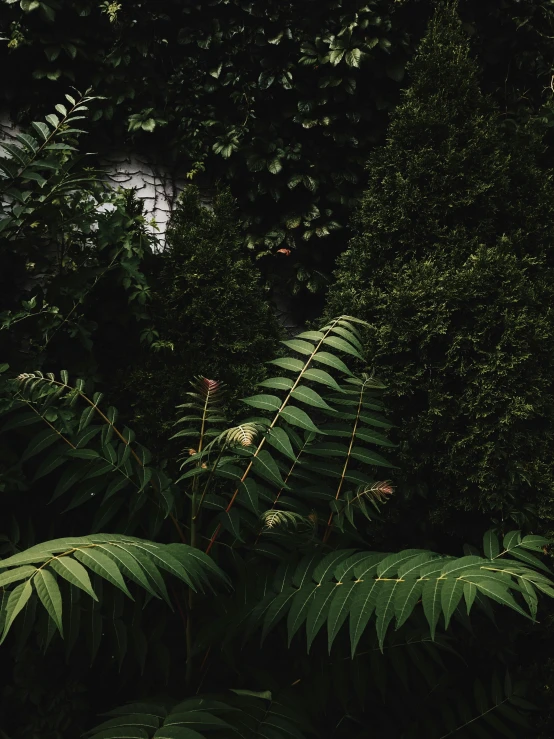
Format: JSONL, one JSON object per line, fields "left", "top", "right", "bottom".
{"left": 34, "top": 569, "right": 63, "bottom": 635}
{"left": 349, "top": 578, "right": 380, "bottom": 656}
{"left": 280, "top": 405, "right": 321, "bottom": 433}
{"left": 49, "top": 557, "right": 97, "bottom": 599}
{"left": 268, "top": 357, "right": 305, "bottom": 373}
{"left": 327, "top": 580, "right": 357, "bottom": 652}
{"left": 1, "top": 580, "right": 33, "bottom": 643}
{"left": 282, "top": 339, "right": 315, "bottom": 356}
{"left": 312, "top": 351, "right": 353, "bottom": 376}
{"left": 243, "top": 394, "right": 282, "bottom": 412}
{"left": 266, "top": 427, "right": 297, "bottom": 462}
{"left": 394, "top": 578, "right": 422, "bottom": 629}
{"left": 291, "top": 385, "right": 333, "bottom": 410}
{"left": 422, "top": 578, "right": 442, "bottom": 639}
{"left": 375, "top": 580, "right": 399, "bottom": 650}
{"left": 322, "top": 336, "right": 363, "bottom": 359}
{"left": 306, "top": 582, "right": 335, "bottom": 651}
{"left": 258, "top": 377, "right": 294, "bottom": 391}
{"left": 74, "top": 549, "right": 132, "bottom": 598}
{"left": 302, "top": 368, "right": 343, "bottom": 392}
{"left": 441, "top": 578, "right": 464, "bottom": 629}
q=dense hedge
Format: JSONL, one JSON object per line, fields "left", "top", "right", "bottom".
{"left": 126, "top": 186, "right": 281, "bottom": 449}
{"left": 2, "top": 0, "right": 554, "bottom": 295}
{"left": 325, "top": 3, "right": 554, "bottom": 527}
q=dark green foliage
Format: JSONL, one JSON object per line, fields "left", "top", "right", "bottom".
{"left": 126, "top": 185, "right": 281, "bottom": 446}
{"left": 1, "top": 321, "right": 553, "bottom": 738}
{"left": 3, "top": 0, "right": 554, "bottom": 293}
{"left": 325, "top": 3, "right": 554, "bottom": 524}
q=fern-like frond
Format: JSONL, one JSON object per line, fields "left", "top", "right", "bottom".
{"left": 0, "top": 534, "right": 226, "bottom": 645}
{"left": 253, "top": 530, "right": 553, "bottom": 655}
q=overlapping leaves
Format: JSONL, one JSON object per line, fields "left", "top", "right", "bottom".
{"left": 2, "top": 371, "right": 175, "bottom": 529}
{"left": 0, "top": 533, "right": 225, "bottom": 644}
{"left": 85, "top": 691, "right": 312, "bottom": 739}
{"left": 256, "top": 530, "right": 553, "bottom": 654}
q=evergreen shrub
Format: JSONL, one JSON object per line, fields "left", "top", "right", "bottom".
{"left": 128, "top": 185, "right": 281, "bottom": 448}
{"left": 325, "top": 2, "right": 554, "bottom": 526}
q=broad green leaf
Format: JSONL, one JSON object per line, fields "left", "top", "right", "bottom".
{"left": 322, "top": 336, "right": 363, "bottom": 359}
{"left": 422, "top": 578, "right": 442, "bottom": 640}
{"left": 21, "top": 428, "right": 60, "bottom": 461}
{"left": 349, "top": 578, "right": 380, "bottom": 656}
{"left": 287, "top": 584, "right": 317, "bottom": 644}
{"left": 34, "top": 569, "right": 63, "bottom": 635}
{"left": 327, "top": 580, "right": 357, "bottom": 652}
{"left": 258, "top": 377, "right": 294, "bottom": 391}
{"left": 507, "top": 548, "right": 551, "bottom": 573}
{"left": 465, "top": 577, "right": 529, "bottom": 618}
{"left": 312, "top": 351, "right": 353, "bottom": 376}
{"left": 441, "top": 578, "right": 464, "bottom": 629}
{"left": 502, "top": 531, "right": 521, "bottom": 552}
{"left": 440, "top": 556, "right": 484, "bottom": 577}
{"left": 377, "top": 550, "right": 426, "bottom": 577}
{"left": 268, "top": 357, "right": 305, "bottom": 373}
{"left": 98, "top": 545, "right": 159, "bottom": 598}
{"left": 483, "top": 530, "right": 500, "bottom": 559}
{"left": 1, "top": 580, "right": 33, "bottom": 643}
{"left": 262, "top": 587, "right": 297, "bottom": 642}
{"left": 243, "top": 394, "right": 282, "bottom": 412}
{"left": 306, "top": 582, "right": 335, "bottom": 651}
{"left": 302, "top": 368, "right": 343, "bottom": 392}
{"left": 279, "top": 405, "right": 321, "bottom": 433}
{"left": 375, "top": 580, "right": 399, "bottom": 650}
{"left": 291, "top": 385, "right": 333, "bottom": 410}
{"left": 74, "top": 548, "right": 132, "bottom": 598}
{"left": 397, "top": 553, "right": 436, "bottom": 578}
{"left": 49, "top": 556, "right": 97, "bottom": 599}
{"left": 282, "top": 339, "right": 315, "bottom": 356}
{"left": 0, "top": 565, "right": 36, "bottom": 588}
{"left": 296, "top": 331, "right": 325, "bottom": 341}
{"left": 253, "top": 450, "right": 287, "bottom": 488}
{"left": 350, "top": 446, "right": 396, "bottom": 468}
{"left": 30, "top": 121, "right": 50, "bottom": 140}
{"left": 463, "top": 581, "right": 477, "bottom": 614}
{"left": 266, "top": 427, "right": 297, "bottom": 462}
{"left": 355, "top": 428, "right": 395, "bottom": 447}
{"left": 124, "top": 543, "right": 195, "bottom": 590}
{"left": 394, "top": 578, "right": 422, "bottom": 629}
{"left": 237, "top": 479, "right": 260, "bottom": 514}
{"left": 330, "top": 325, "right": 364, "bottom": 352}
{"left": 313, "top": 550, "right": 354, "bottom": 583}
{"left": 519, "top": 534, "right": 550, "bottom": 552}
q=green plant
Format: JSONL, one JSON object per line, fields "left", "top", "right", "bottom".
{"left": 124, "top": 184, "right": 281, "bottom": 451}
{"left": 4, "top": 0, "right": 554, "bottom": 298}
{"left": 325, "top": 2, "right": 554, "bottom": 528}
{"left": 0, "top": 92, "right": 159, "bottom": 381}
{"left": 1, "top": 319, "right": 553, "bottom": 737}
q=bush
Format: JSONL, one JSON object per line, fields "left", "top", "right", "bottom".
{"left": 324, "top": 2, "right": 554, "bottom": 526}
{"left": 127, "top": 185, "right": 281, "bottom": 447}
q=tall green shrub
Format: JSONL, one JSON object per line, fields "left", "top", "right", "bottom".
{"left": 127, "top": 185, "right": 281, "bottom": 446}
{"left": 325, "top": 2, "right": 554, "bottom": 526}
